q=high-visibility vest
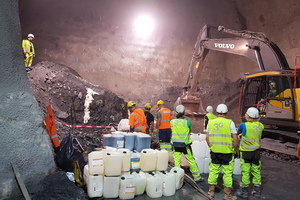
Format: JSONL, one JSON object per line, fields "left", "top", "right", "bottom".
{"left": 22, "top": 39, "right": 35, "bottom": 55}
{"left": 129, "top": 108, "right": 147, "bottom": 133}
{"left": 208, "top": 117, "right": 234, "bottom": 153}
{"left": 170, "top": 118, "right": 192, "bottom": 145}
{"left": 158, "top": 107, "right": 171, "bottom": 129}
{"left": 206, "top": 112, "right": 217, "bottom": 120}
{"left": 44, "top": 105, "right": 60, "bottom": 148}
{"left": 239, "top": 121, "right": 263, "bottom": 151}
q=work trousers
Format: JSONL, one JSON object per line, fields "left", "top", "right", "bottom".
{"left": 173, "top": 147, "right": 202, "bottom": 181}
{"left": 24, "top": 53, "right": 34, "bottom": 67}
{"left": 159, "top": 128, "right": 172, "bottom": 152}
{"left": 240, "top": 151, "right": 262, "bottom": 187}
{"left": 208, "top": 152, "right": 234, "bottom": 188}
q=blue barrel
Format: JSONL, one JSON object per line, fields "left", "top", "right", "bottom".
{"left": 112, "top": 134, "right": 125, "bottom": 149}
{"left": 103, "top": 134, "right": 113, "bottom": 147}
{"left": 135, "top": 134, "right": 151, "bottom": 152}
{"left": 124, "top": 133, "right": 135, "bottom": 151}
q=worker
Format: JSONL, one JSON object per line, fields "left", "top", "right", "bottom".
{"left": 203, "top": 105, "right": 217, "bottom": 132}
{"left": 206, "top": 103, "right": 238, "bottom": 200}
{"left": 156, "top": 100, "right": 172, "bottom": 152}
{"left": 258, "top": 81, "right": 278, "bottom": 113}
{"left": 22, "top": 33, "right": 35, "bottom": 69}
{"left": 236, "top": 107, "right": 264, "bottom": 199}
{"left": 171, "top": 105, "right": 204, "bottom": 182}
{"left": 127, "top": 101, "right": 147, "bottom": 133}
{"left": 144, "top": 103, "right": 154, "bottom": 135}
{"left": 268, "top": 81, "right": 277, "bottom": 97}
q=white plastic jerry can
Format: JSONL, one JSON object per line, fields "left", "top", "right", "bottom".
{"left": 131, "top": 171, "right": 147, "bottom": 195}
{"left": 103, "top": 176, "right": 120, "bottom": 199}
{"left": 233, "top": 158, "right": 242, "bottom": 175}
{"left": 88, "top": 151, "right": 104, "bottom": 175}
{"left": 140, "top": 148, "right": 157, "bottom": 172}
{"left": 104, "top": 151, "right": 122, "bottom": 176}
{"left": 146, "top": 172, "right": 163, "bottom": 198}
{"left": 155, "top": 171, "right": 176, "bottom": 196}
{"left": 169, "top": 167, "right": 185, "bottom": 190}
{"left": 119, "top": 173, "right": 136, "bottom": 199}
{"left": 117, "top": 148, "right": 131, "bottom": 172}
{"left": 156, "top": 149, "right": 169, "bottom": 171}
{"left": 87, "top": 174, "right": 103, "bottom": 198}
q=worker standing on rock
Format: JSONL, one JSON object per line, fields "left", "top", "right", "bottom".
{"left": 206, "top": 103, "right": 238, "bottom": 200}
{"left": 144, "top": 103, "right": 154, "bottom": 135}
{"left": 203, "top": 105, "right": 217, "bottom": 132}
{"left": 156, "top": 100, "right": 172, "bottom": 152}
{"left": 236, "top": 107, "right": 263, "bottom": 199}
{"left": 22, "top": 33, "right": 35, "bottom": 70}
{"left": 171, "top": 105, "right": 204, "bottom": 182}
{"left": 128, "top": 101, "right": 147, "bottom": 133}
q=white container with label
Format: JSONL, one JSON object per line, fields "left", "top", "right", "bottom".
{"left": 87, "top": 174, "right": 103, "bottom": 198}
{"left": 169, "top": 167, "right": 185, "bottom": 190}
{"left": 156, "top": 149, "right": 169, "bottom": 171}
{"left": 146, "top": 173, "right": 163, "bottom": 198}
{"left": 104, "top": 151, "right": 122, "bottom": 176}
{"left": 103, "top": 176, "right": 120, "bottom": 199}
{"left": 140, "top": 149, "right": 157, "bottom": 172}
{"left": 88, "top": 151, "right": 104, "bottom": 175}
{"left": 119, "top": 173, "right": 136, "bottom": 199}
{"left": 130, "top": 151, "right": 140, "bottom": 172}
{"left": 83, "top": 164, "right": 89, "bottom": 184}
{"left": 117, "top": 148, "right": 131, "bottom": 172}
{"left": 131, "top": 171, "right": 147, "bottom": 195}
{"left": 155, "top": 171, "right": 176, "bottom": 196}
{"left": 112, "top": 134, "right": 125, "bottom": 149}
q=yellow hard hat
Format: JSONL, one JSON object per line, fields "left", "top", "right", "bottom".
{"left": 127, "top": 101, "right": 136, "bottom": 108}
{"left": 157, "top": 100, "right": 165, "bottom": 105}
{"left": 144, "top": 103, "right": 152, "bottom": 109}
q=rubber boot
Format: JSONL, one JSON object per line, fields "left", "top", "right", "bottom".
{"left": 252, "top": 185, "right": 261, "bottom": 198}
{"left": 223, "top": 187, "right": 237, "bottom": 200}
{"left": 208, "top": 185, "right": 215, "bottom": 199}
{"left": 236, "top": 187, "right": 249, "bottom": 199}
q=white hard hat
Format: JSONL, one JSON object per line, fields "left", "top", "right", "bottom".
{"left": 175, "top": 105, "right": 185, "bottom": 114}
{"left": 246, "top": 107, "right": 259, "bottom": 118}
{"left": 27, "top": 33, "right": 34, "bottom": 38}
{"left": 206, "top": 106, "right": 213, "bottom": 113}
{"left": 269, "top": 82, "right": 276, "bottom": 87}
{"left": 216, "top": 104, "right": 228, "bottom": 114}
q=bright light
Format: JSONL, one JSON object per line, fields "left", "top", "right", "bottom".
{"left": 134, "top": 15, "right": 154, "bottom": 39}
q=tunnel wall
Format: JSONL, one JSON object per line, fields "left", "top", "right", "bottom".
{"left": 0, "top": 1, "right": 56, "bottom": 199}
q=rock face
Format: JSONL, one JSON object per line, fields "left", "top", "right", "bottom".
{"left": 0, "top": 1, "right": 56, "bottom": 199}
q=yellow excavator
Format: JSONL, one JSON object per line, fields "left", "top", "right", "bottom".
{"left": 180, "top": 24, "right": 300, "bottom": 157}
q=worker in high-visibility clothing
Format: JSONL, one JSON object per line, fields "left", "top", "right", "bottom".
{"left": 171, "top": 105, "right": 204, "bottom": 182}
{"left": 206, "top": 104, "right": 238, "bottom": 200}
{"left": 144, "top": 103, "right": 154, "bottom": 135}
{"left": 203, "top": 105, "right": 217, "bottom": 132}
{"left": 128, "top": 101, "right": 147, "bottom": 133}
{"left": 22, "top": 33, "right": 35, "bottom": 68}
{"left": 156, "top": 100, "right": 172, "bottom": 152}
{"left": 236, "top": 107, "right": 264, "bottom": 199}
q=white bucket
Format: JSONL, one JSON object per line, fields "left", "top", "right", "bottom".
{"left": 119, "top": 173, "right": 136, "bottom": 199}
{"left": 155, "top": 171, "right": 176, "bottom": 196}
{"left": 83, "top": 165, "right": 89, "bottom": 184}
{"left": 204, "top": 157, "right": 210, "bottom": 174}
{"left": 88, "top": 151, "right": 104, "bottom": 175}
{"left": 156, "top": 149, "right": 169, "bottom": 171}
{"left": 233, "top": 158, "right": 242, "bottom": 175}
{"left": 195, "top": 157, "right": 205, "bottom": 174}
{"left": 87, "top": 174, "right": 103, "bottom": 198}
{"left": 131, "top": 171, "right": 147, "bottom": 195}
{"left": 191, "top": 141, "right": 207, "bottom": 159}
{"left": 118, "top": 119, "right": 130, "bottom": 131}
{"left": 146, "top": 173, "right": 163, "bottom": 198}
{"left": 169, "top": 167, "right": 185, "bottom": 190}
{"left": 117, "top": 149, "right": 131, "bottom": 172}
{"left": 104, "top": 151, "right": 122, "bottom": 176}
{"left": 130, "top": 151, "right": 140, "bottom": 172}
{"left": 103, "top": 176, "right": 120, "bottom": 199}
{"left": 140, "top": 149, "right": 157, "bottom": 172}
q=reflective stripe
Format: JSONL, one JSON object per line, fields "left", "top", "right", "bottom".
{"left": 241, "top": 143, "right": 260, "bottom": 150}
{"left": 51, "top": 135, "right": 59, "bottom": 139}
{"left": 163, "top": 110, "right": 171, "bottom": 113}
{"left": 210, "top": 142, "right": 233, "bottom": 146}
{"left": 210, "top": 134, "right": 232, "bottom": 138}
{"left": 241, "top": 138, "right": 260, "bottom": 143}
{"left": 161, "top": 119, "right": 171, "bottom": 122}
{"left": 172, "top": 138, "right": 188, "bottom": 143}
{"left": 134, "top": 126, "right": 146, "bottom": 131}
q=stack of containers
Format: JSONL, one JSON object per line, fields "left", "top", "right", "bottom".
{"left": 191, "top": 134, "right": 210, "bottom": 174}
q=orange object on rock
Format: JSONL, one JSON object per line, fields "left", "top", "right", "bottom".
{"left": 297, "top": 140, "right": 300, "bottom": 159}
{"left": 44, "top": 105, "right": 60, "bottom": 148}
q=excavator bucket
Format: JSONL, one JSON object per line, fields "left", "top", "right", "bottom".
{"left": 179, "top": 95, "right": 206, "bottom": 117}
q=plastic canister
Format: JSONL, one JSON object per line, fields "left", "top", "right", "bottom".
{"left": 156, "top": 149, "right": 169, "bottom": 171}
{"left": 146, "top": 173, "right": 163, "bottom": 198}
{"left": 88, "top": 151, "right": 104, "bottom": 175}
{"left": 204, "top": 157, "right": 210, "bottom": 174}
{"left": 104, "top": 151, "right": 122, "bottom": 176}
{"left": 130, "top": 151, "right": 140, "bottom": 172}
{"left": 102, "top": 146, "right": 117, "bottom": 154}
{"left": 119, "top": 173, "right": 136, "bottom": 199}
{"left": 87, "top": 174, "right": 103, "bottom": 198}
{"left": 117, "top": 149, "right": 131, "bottom": 172}
{"left": 191, "top": 141, "right": 207, "bottom": 159}
{"left": 155, "top": 171, "right": 176, "bottom": 196}
{"left": 195, "top": 157, "right": 205, "bottom": 174}
{"left": 112, "top": 134, "right": 125, "bottom": 149}
{"left": 103, "top": 176, "right": 120, "bottom": 199}
{"left": 140, "top": 149, "right": 157, "bottom": 172}
{"left": 169, "top": 167, "right": 185, "bottom": 190}
{"left": 135, "top": 134, "right": 151, "bottom": 152}
{"left": 131, "top": 171, "right": 147, "bottom": 195}
{"left": 124, "top": 133, "right": 135, "bottom": 151}
{"left": 83, "top": 165, "right": 89, "bottom": 184}
{"left": 103, "top": 134, "right": 113, "bottom": 147}
{"left": 199, "top": 133, "right": 207, "bottom": 140}
{"left": 233, "top": 158, "right": 241, "bottom": 175}
{"left": 118, "top": 119, "right": 130, "bottom": 131}
{"left": 190, "top": 133, "right": 200, "bottom": 142}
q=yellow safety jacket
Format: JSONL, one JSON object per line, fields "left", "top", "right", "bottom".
{"left": 22, "top": 39, "right": 35, "bottom": 55}
{"left": 208, "top": 117, "right": 234, "bottom": 153}
{"left": 170, "top": 118, "right": 192, "bottom": 146}
{"left": 239, "top": 121, "right": 263, "bottom": 151}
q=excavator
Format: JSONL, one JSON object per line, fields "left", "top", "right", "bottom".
{"left": 180, "top": 24, "right": 300, "bottom": 158}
